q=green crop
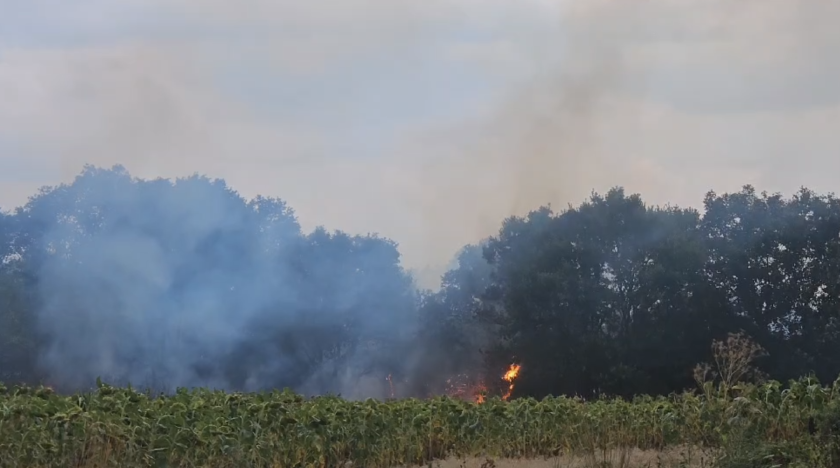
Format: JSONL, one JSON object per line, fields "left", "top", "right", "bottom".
{"left": 2, "top": 376, "right": 840, "bottom": 468}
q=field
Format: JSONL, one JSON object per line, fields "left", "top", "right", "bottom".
{"left": 1, "top": 377, "right": 840, "bottom": 468}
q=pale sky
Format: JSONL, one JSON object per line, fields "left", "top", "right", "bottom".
{"left": 1, "top": 0, "right": 839, "bottom": 287}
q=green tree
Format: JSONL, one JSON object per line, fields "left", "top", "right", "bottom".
{"left": 0, "top": 210, "right": 41, "bottom": 385}
{"left": 482, "top": 189, "right": 739, "bottom": 398}
{"left": 1, "top": 165, "right": 420, "bottom": 394}
{"left": 700, "top": 186, "right": 840, "bottom": 382}
{"left": 408, "top": 243, "right": 498, "bottom": 396}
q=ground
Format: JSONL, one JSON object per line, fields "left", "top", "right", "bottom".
{"left": 409, "top": 447, "right": 716, "bottom": 468}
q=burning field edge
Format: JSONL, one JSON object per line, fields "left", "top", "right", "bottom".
{"left": 2, "top": 375, "right": 840, "bottom": 468}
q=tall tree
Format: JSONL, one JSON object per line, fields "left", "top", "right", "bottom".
{"left": 482, "top": 189, "right": 738, "bottom": 398}
{"left": 1, "top": 165, "right": 419, "bottom": 394}
{"left": 701, "top": 186, "right": 840, "bottom": 382}
{"left": 409, "top": 243, "right": 498, "bottom": 396}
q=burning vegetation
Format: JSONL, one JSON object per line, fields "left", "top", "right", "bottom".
{"left": 439, "top": 363, "right": 521, "bottom": 403}
{"left": 501, "top": 363, "right": 521, "bottom": 400}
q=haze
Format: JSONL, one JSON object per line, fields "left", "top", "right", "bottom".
{"left": 1, "top": 0, "right": 838, "bottom": 288}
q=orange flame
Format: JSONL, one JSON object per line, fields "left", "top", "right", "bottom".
{"left": 443, "top": 373, "right": 487, "bottom": 403}
{"left": 501, "top": 363, "right": 521, "bottom": 401}
{"left": 473, "top": 381, "right": 487, "bottom": 403}
{"left": 437, "top": 363, "right": 521, "bottom": 404}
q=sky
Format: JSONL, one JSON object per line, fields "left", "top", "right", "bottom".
{"left": 1, "top": 0, "right": 839, "bottom": 288}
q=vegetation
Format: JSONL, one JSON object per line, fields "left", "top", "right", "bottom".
{"left": 4, "top": 329, "right": 835, "bottom": 467}
{"left": 4, "top": 166, "right": 840, "bottom": 465}
{"left": 3, "top": 372, "right": 840, "bottom": 468}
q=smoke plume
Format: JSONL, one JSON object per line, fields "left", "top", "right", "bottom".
{"left": 1, "top": 0, "right": 839, "bottom": 396}
{"left": 17, "top": 166, "right": 418, "bottom": 396}
{"left": 2, "top": 1, "right": 838, "bottom": 287}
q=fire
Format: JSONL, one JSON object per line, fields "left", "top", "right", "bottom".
{"left": 501, "top": 363, "right": 521, "bottom": 401}
{"left": 473, "top": 381, "right": 487, "bottom": 403}
{"left": 444, "top": 363, "right": 521, "bottom": 403}
{"left": 401, "top": 362, "right": 521, "bottom": 404}
{"left": 445, "top": 373, "right": 486, "bottom": 403}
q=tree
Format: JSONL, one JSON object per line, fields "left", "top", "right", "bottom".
{"left": 4, "top": 165, "right": 840, "bottom": 401}
{"left": 482, "top": 189, "right": 735, "bottom": 398}
{"left": 408, "top": 243, "right": 498, "bottom": 397}
{"left": 0, "top": 210, "right": 41, "bottom": 384}
{"left": 701, "top": 186, "right": 840, "bottom": 382}
{"left": 0, "top": 165, "right": 419, "bottom": 394}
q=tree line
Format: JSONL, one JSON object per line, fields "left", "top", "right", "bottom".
{"left": 2, "top": 165, "right": 839, "bottom": 399}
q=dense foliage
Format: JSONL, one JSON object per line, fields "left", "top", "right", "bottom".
{"left": 3, "top": 165, "right": 840, "bottom": 402}
{"left": 3, "top": 376, "right": 840, "bottom": 468}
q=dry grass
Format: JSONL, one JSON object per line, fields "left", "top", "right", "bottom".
{"left": 409, "top": 447, "right": 717, "bottom": 468}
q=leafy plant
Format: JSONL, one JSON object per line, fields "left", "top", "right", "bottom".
{"left": 3, "top": 373, "right": 840, "bottom": 467}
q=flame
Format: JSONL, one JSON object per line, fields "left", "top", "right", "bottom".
{"left": 443, "top": 363, "right": 521, "bottom": 404}
{"left": 444, "top": 373, "right": 487, "bottom": 403}
{"left": 416, "top": 363, "right": 521, "bottom": 404}
{"left": 501, "top": 363, "right": 521, "bottom": 401}
{"left": 473, "top": 382, "right": 487, "bottom": 403}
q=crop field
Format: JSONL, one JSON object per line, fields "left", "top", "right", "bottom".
{"left": 2, "top": 377, "right": 840, "bottom": 468}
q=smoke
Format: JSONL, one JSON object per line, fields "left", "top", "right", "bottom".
{"left": 3, "top": 0, "right": 837, "bottom": 288}
{"left": 393, "top": 0, "right": 840, "bottom": 266}
{"left": 17, "top": 166, "right": 418, "bottom": 396}
{"left": 1, "top": 0, "right": 839, "bottom": 394}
